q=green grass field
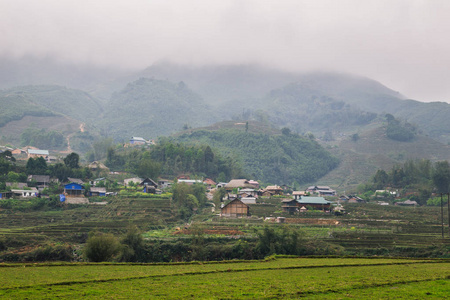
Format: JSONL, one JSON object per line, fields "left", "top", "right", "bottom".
{"left": 0, "top": 257, "right": 448, "bottom": 299}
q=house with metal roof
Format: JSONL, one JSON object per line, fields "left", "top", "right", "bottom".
{"left": 27, "top": 149, "right": 49, "bottom": 159}
{"left": 297, "top": 196, "right": 331, "bottom": 211}
{"left": 130, "top": 137, "right": 147, "bottom": 145}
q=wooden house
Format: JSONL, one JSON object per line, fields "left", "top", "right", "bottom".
{"left": 264, "top": 185, "right": 283, "bottom": 195}
{"left": 306, "top": 185, "right": 336, "bottom": 196}
{"left": 140, "top": 178, "right": 158, "bottom": 187}
{"left": 88, "top": 161, "right": 109, "bottom": 171}
{"left": 282, "top": 199, "right": 298, "bottom": 213}
{"left": 292, "top": 191, "right": 307, "bottom": 200}
{"left": 297, "top": 196, "right": 331, "bottom": 211}
{"left": 220, "top": 199, "right": 250, "bottom": 217}
{"left": 27, "top": 175, "right": 52, "bottom": 190}
{"left": 203, "top": 178, "right": 217, "bottom": 190}
{"left": 224, "top": 179, "right": 255, "bottom": 191}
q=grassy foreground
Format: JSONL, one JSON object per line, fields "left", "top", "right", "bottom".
{"left": 0, "top": 257, "right": 449, "bottom": 299}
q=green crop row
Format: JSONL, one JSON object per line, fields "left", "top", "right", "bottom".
{"left": 0, "top": 258, "right": 448, "bottom": 298}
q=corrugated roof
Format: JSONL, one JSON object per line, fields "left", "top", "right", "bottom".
{"left": 28, "top": 149, "right": 49, "bottom": 155}
{"left": 297, "top": 196, "right": 331, "bottom": 205}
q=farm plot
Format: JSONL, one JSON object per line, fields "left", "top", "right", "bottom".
{"left": 0, "top": 258, "right": 448, "bottom": 298}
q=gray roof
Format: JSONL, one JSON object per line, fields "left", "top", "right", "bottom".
{"left": 67, "top": 177, "right": 84, "bottom": 184}
{"left": 6, "top": 182, "right": 28, "bottom": 189}
{"left": 131, "top": 137, "right": 146, "bottom": 142}
{"left": 28, "top": 175, "right": 50, "bottom": 183}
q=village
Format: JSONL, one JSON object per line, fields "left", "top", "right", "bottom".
{"left": 0, "top": 141, "right": 421, "bottom": 222}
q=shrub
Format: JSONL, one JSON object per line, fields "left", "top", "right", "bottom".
{"left": 83, "top": 232, "right": 121, "bottom": 262}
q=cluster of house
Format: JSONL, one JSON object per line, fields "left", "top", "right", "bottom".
{"left": 0, "top": 175, "right": 111, "bottom": 201}
{"left": 0, "top": 175, "right": 51, "bottom": 199}
{"left": 218, "top": 181, "right": 338, "bottom": 217}
{"left": 5, "top": 147, "right": 58, "bottom": 162}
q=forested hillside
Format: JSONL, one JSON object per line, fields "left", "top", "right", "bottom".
{"left": 175, "top": 122, "right": 339, "bottom": 185}
{"left": 0, "top": 89, "right": 55, "bottom": 127}
{"left": 0, "top": 85, "right": 103, "bottom": 124}
{"left": 100, "top": 78, "right": 216, "bottom": 139}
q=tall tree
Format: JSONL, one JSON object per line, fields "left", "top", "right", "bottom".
{"left": 64, "top": 152, "right": 80, "bottom": 169}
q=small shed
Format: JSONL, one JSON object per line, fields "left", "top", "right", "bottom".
{"left": 220, "top": 199, "right": 250, "bottom": 217}
{"left": 89, "top": 187, "right": 106, "bottom": 197}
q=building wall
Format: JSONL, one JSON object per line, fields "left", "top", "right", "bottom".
{"left": 221, "top": 201, "right": 249, "bottom": 217}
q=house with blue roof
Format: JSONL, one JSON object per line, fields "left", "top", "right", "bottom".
{"left": 64, "top": 182, "right": 85, "bottom": 197}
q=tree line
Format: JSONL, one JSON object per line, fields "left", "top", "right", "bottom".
{"left": 360, "top": 159, "right": 450, "bottom": 205}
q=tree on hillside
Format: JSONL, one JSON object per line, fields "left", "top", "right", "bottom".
{"left": 135, "top": 159, "right": 161, "bottom": 179}
{"left": 432, "top": 161, "right": 450, "bottom": 193}
{"left": 171, "top": 183, "right": 200, "bottom": 220}
{"left": 64, "top": 152, "right": 80, "bottom": 169}
{"left": 26, "top": 157, "right": 48, "bottom": 175}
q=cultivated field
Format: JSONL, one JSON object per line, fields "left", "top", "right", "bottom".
{"left": 0, "top": 257, "right": 448, "bottom": 299}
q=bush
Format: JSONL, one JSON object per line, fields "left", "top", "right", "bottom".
{"left": 83, "top": 232, "right": 121, "bottom": 262}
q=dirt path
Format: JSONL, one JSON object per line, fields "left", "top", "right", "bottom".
{"left": 62, "top": 122, "right": 85, "bottom": 154}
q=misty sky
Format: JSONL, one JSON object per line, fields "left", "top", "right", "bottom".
{"left": 1, "top": 0, "right": 450, "bottom": 102}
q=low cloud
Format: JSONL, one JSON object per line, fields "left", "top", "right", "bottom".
{"left": 1, "top": 0, "right": 450, "bottom": 102}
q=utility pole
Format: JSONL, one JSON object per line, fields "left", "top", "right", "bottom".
{"left": 448, "top": 193, "right": 450, "bottom": 238}
{"left": 441, "top": 193, "right": 444, "bottom": 239}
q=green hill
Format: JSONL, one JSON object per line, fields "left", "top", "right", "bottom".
{"left": 175, "top": 121, "right": 339, "bottom": 185}
{"left": 2, "top": 85, "right": 103, "bottom": 123}
{"left": 100, "top": 78, "right": 215, "bottom": 140}
{"left": 0, "top": 89, "right": 55, "bottom": 127}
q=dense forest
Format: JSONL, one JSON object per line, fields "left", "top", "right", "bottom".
{"left": 105, "top": 141, "right": 245, "bottom": 182}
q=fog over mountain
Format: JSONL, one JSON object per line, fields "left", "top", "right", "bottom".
{"left": 1, "top": 0, "right": 450, "bottom": 103}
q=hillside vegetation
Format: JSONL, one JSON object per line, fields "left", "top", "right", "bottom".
{"left": 0, "top": 89, "right": 55, "bottom": 127}
{"left": 176, "top": 122, "right": 339, "bottom": 185}
{"left": 100, "top": 78, "right": 216, "bottom": 139}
